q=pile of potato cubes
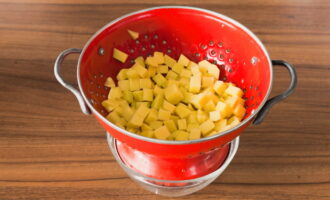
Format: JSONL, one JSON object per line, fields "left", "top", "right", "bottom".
{"left": 102, "top": 49, "right": 246, "bottom": 141}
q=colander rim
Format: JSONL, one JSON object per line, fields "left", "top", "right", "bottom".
{"left": 77, "top": 6, "right": 273, "bottom": 145}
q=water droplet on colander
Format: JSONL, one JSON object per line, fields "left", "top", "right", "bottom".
{"left": 251, "top": 56, "right": 258, "bottom": 65}
{"left": 251, "top": 109, "right": 255, "bottom": 114}
{"left": 98, "top": 47, "right": 105, "bottom": 55}
{"left": 151, "top": 44, "right": 155, "bottom": 49}
{"left": 162, "top": 40, "right": 167, "bottom": 44}
{"left": 218, "top": 42, "right": 223, "bottom": 47}
{"left": 225, "top": 49, "right": 231, "bottom": 53}
{"left": 200, "top": 44, "right": 207, "bottom": 49}
{"left": 209, "top": 41, "right": 214, "bottom": 46}
{"left": 221, "top": 24, "right": 225, "bottom": 28}
{"left": 229, "top": 58, "right": 234, "bottom": 63}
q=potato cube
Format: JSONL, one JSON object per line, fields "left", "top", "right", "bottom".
{"left": 140, "top": 78, "right": 153, "bottom": 89}
{"left": 152, "top": 73, "right": 167, "bottom": 88}
{"left": 134, "top": 56, "right": 145, "bottom": 67}
{"left": 136, "top": 101, "right": 150, "bottom": 109}
{"left": 145, "top": 108, "right": 158, "bottom": 124}
{"left": 108, "top": 87, "right": 122, "bottom": 99}
{"left": 164, "top": 120, "right": 177, "bottom": 132}
{"left": 166, "top": 70, "right": 178, "bottom": 80}
{"left": 162, "top": 100, "right": 176, "bottom": 113}
{"left": 187, "top": 111, "right": 198, "bottom": 124}
{"left": 141, "top": 123, "right": 152, "bottom": 131}
{"left": 172, "top": 63, "right": 184, "bottom": 74}
{"left": 190, "top": 91, "right": 213, "bottom": 109}
{"left": 200, "top": 120, "right": 215, "bottom": 136}
{"left": 189, "top": 75, "right": 201, "bottom": 93}
{"left": 225, "top": 96, "right": 241, "bottom": 109}
{"left": 164, "top": 83, "right": 184, "bottom": 104}
{"left": 179, "top": 77, "right": 190, "bottom": 89}
{"left": 154, "top": 126, "right": 170, "bottom": 140}
{"left": 145, "top": 56, "right": 158, "bottom": 67}
{"left": 102, "top": 99, "right": 119, "bottom": 112}
{"left": 122, "top": 105, "right": 134, "bottom": 121}
{"left": 191, "top": 64, "right": 201, "bottom": 75}
{"left": 153, "top": 51, "right": 165, "bottom": 64}
{"left": 213, "top": 80, "right": 227, "bottom": 96}
{"left": 187, "top": 123, "right": 199, "bottom": 131}
{"left": 214, "top": 119, "right": 227, "bottom": 132}
{"left": 203, "top": 100, "right": 216, "bottom": 112}
{"left": 157, "top": 65, "right": 168, "bottom": 74}
{"left": 175, "top": 131, "right": 189, "bottom": 141}
{"left": 224, "top": 84, "right": 243, "bottom": 97}
{"left": 122, "top": 90, "right": 133, "bottom": 104}
{"left": 175, "top": 103, "right": 191, "bottom": 118}
{"left": 181, "top": 69, "right": 192, "bottom": 78}
{"left": 127, "top": 29, "right": 139, "bottom": 39}
{"left": 127, "top": 104, "right": 150, "bottom": 128}
{"left": 178, "top": 54, "right": 190, "bottom": 66}
{"left": 189, "top": 128, "right": 201, "bottom": 140}
{"left": 188, "top": 61, "right": 198, "bottom": 69}
{"left": 233, "top": 104, "right": 246, "bottom": 119}
{"left": 151, "top": 93, "right": 164, "bottom": 109}
{"left": 228, "top": 116, "right": 241, "bottom": 128}
{"left": 164, "top": 54, "right": 177, "bottom": 68}
{"left": 202, "top": 76, "right": 215, "bottom": 88}
{"left": 148, "top": 66, "right": 157, "bottom": 77}
{"left": 107, "top": 111, "right": 127, "bottom": 127}
{"left": 118, "top": 80, "right": 130, "bottom": 91}
{"left": 132, "top": 63, "right": 148, "bottom": 78}
{"left": 126, "top": 68, "right": 139, "bottom": 79}
{"left": 113, "top": 48, "right": 128, "bottom": 63}
{"left": 104, "top": 77, "right": 116, "bottom": 88}
{"left": 153, "top": 85, "right": 163, "bottom": 96}
{"left": 127, "top": 127, "right": 138, "bottom": 133}
{"left": 177, "top": 119, "right": 187, "bottom": 130}
{"left": 197, "top": 109, "right": 208, "bottom": 123}
{"left": 198, "top": 60, "right": 211, "bottom": 73}
{"left": 209, "top": 110, "right": 221, "bottom": 121}
{"left": 216, "top": 101, "right": 233, "bottom": 118}
{"left": 207, "top": 64, "right": 220, "bottom": 79}
{"left": 142, "top": 88, "right": 153, "bottom": 101}
{"left": 133, "top": 91, "right": 143, "bottom": 102}
{"left": 158, "top": 108, "right": 171, "bottom": 121}
{"left": 116, "top": 69, "right": 128, "bottom": 80}
{"left": 170, "top": 115, "right": 179, "bottom": 123}
{"left": 182, "top": 91, "right": 193, "bottom": 104}
{"left": 140, "top": 130, "right": 154, "bottom": 138}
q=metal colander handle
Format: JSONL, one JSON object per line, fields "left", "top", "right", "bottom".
{"left": 54, "top": 48, "right": 91, "bottom": 115}
{"left": 253, "top": 60, "right": 297, "bottom": 124}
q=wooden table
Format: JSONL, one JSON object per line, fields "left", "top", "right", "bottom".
{"left": 0, "top": 0, "right": 329, "bottom": 199}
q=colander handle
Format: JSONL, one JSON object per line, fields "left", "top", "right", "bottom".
{"left": 54, "top": 48, "right": 91, "bottom": 115}
{"left": 253, "top": 60, "right": 297, "bottom": 124}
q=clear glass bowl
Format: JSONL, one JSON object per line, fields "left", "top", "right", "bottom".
{"left": 106, "top": 133, "right": 239, "bottom": 197}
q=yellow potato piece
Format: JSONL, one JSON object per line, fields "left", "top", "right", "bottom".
{"left": 154, "top": 126, "right": 171, "bottom": 140}
{"left": 175, "top": 103, "right": 191, "bottom": 118}
{"left": 162, "top": 100, "right": 176, "bottom": 113}
{"left": 175, "top": 131, "right": 189, "bottom": 141}
{"left": 200, "top": 120, "right": 215, "bottom": 136}
{"left": 177, "top": 118, "right": 187, "bottom": 130}
{"left": 224, "top": 84, "right": 244, "bottom": 97}
{"left": 189, "top": 75, "right": 201, "bottom": 93}
{"left": 164, "top": 120, "right": 177, "bottom": 132}
{"left": 209, "top": 110, "right": 221, "bottom": 121}
{"left": 213, "top": 80, "right": 227, "bottom": 96}
{"left": 178, "top": 54, "right": 190, "bottom": 66}
{"left": 113, "top": 48, "right": 128, "bottom": 63}
{"left": 158, "top": 108, "right": 171, "bottom": 121}
{"left": 104, "top": 77, "right": 115, "bottom": 87}
{"left": 189, "top": 128, "right": 201, "bottom": 140}
{"left": 127, "top": 104, "right": 150, "bottom": 128}
{"left": 164, "top": 55, "right": 177, "bottom": 68}
{"left": 127, "top": 29, "right": 139, "bottom": 40}
{"left": 164, "top": 83, "right": 184, "bottom": 105}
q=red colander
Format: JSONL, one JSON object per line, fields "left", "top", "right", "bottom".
{"left": 54, "top": 6, "right": 297, "bottom": 180}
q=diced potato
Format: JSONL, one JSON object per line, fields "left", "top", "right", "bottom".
{"left": 164, "top": 120, "right": 177, "bottom": 132}
{"left": 216, "top": 101, "right": 233, "bottom": 118}
{"left": 126, "top": 68, "right": 139, "bottom": 79}
{"left": 116, "top": 69, "right": 128, "bottom": 80}
{"left": 202, "top": 76, "right": 215, "bottom": 88}
{"left": 154, "top": 126, "right": 170, "bottom": 139}
{"left": 213, "top": 80, "right": 227, "bottom": 96}
{"left": 214, "top": 119, "right": 227, "bottom": 132}
{"left": 142, "top": 88, "right": 153, "bottom": 101}
{"left": 188, "top": 61, "right": 198, "bottom": 69}
{"left": 179, "top": 77, "right": 190, "bottom": 90}
{"left": 152, "top": 73, "right": 167, "bottom": 88}
{"left": 198, "top": 60, "right": 210, "bottom": 73}
{"left": 175, "top": 103, "right": 191, "bottom": 118}
{"left": 121, "top": 105, "right": 134, "bottom": 121}
{"left": 203, "top": 100, "right": 216, "bottom": 112}
{"left": 164, "top": 83, "right": 184, "bottom": 104}
{"left": 189, "top": 128, "right": 201, "bottom": 140}
{"left": 140, "top": 78, "right": 153, "bottom": 89}
{"left": 141, "top": 123, "right": 152, "bottom": 131}
{"left": 191, "top": 64, "right": 201, "bottom": 76}
{"left": 108, "top": 87, "right": 122, "bottom": 99}
{"left": 187, "top": 111, "right": 198, "bottom": 124}
{"left": 134, "top": 56, "right": 145, "bottom": 67}
{"left": 133, "top": 90, "right": 143, "bottom": 101}
{"left": 151, "top": 93, "right": 164, "bottom": 109}
{"left": 132, "top": 62, "right": 148, "bottom": 78}
{"left": 175, "top": 131, "right": 189, "bottom": 141}
{"left": 177, "top": 119, "right": 187, "bottom": 130}
{"left": 118, "top": 80, "right": 129, "bottom": 91}
{"left": 197, "top": 109, "right": 208, "bottom": 123}
{"left": 157, "top": 65, "right": 168, "bottom": 74}
{"left": 127, "top": 104, "right": 150, "bottom": 128}
{"left": 145, "top": 108, "right": 158, "bottom": 124}
{"left": 164, "top": 55, "right": 177, "bottom": 68}
{"left": 123, "top": 90, "right": 133, "bottom": 104}
{"left": 207, "top": 64, "right": 220, "bottom": 79}
{"left": 145, "top": 56, "right": 158, "bottom": 67}
{"left": 224, "top": 84, "right": 243, "bottom": 97}
{"left": 162, "top": 100, "right": 176, "bottom": 113}
{"left": 153, "top": 85, "right": 163, "bottom": 96}
{"left": 153, "top": 51, "right": 165, "bottom": 64}
{"left": 107, "top": 111, "right": 126, "bottom": 127}
{"left": 127, "top": 29, "right": 139, "bottom": 39}
{"left": 200, "top": 120, "right": 215, "bottom": 136}
{"left": 148, "top": 66, "right": 157, "bottom": 77}
{"left": 127, "top": 127, "right": 138, "bottom": 133}
{"left": 182, "top": 91, "right": 193, "bottom": 104}
{"left": 104, "top": 77, "right": 115, "bottom": 87}
{"left": 140, "top": 130, "right": 154, "bottom": 138}
{"left": 178, "top": 54, "right": 190, "bottom": 66}
{"left": 189, "top": 75, "right": 201, "bottom": 93}
{"left": 166, "top": 70, "right": 178, "bottom": 80}
{"left": 181, "top": 69, "right": 192, "bottom": 78}
{"left": 113, "top": 48, "right": 128, "bottom": 63}
{"left": 102, "top": 99, "right": 119, "bottom": 112}
{"left": 187, "top": 123, "right": 199, "bottom": 131}
{"left": 209, "top": 110, "right": 221, "bottom": 121}
{"left": 227, "top": 116, "right": 241, "bottom": 128}
{"left": 158, "top": 108, "right": 171, "bottom": 121}
{"left": 233, "top": 104, "right": 246, "bottom": 119}
{"left": 190, "top": 91, "right": 213, "bottom": 109}
{"left": 225, "top": 96, "right": 241, "bottom": 109}
{"left": 172, "top": 63, "right": 184, "bottom": 74}
{"left": 170, "top": 115, "right": 179, "bottom": 123}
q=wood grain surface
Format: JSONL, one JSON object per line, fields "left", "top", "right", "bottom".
{"left": 0, "top": 0, "right": 329, "bottom": 199}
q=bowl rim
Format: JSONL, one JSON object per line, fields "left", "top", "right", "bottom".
{"left": 77, "top": 6, "right": 273, "bottom": 145}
